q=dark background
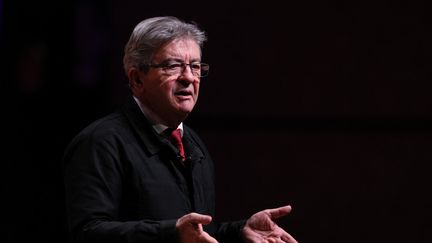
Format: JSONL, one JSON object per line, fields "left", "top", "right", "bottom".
{"left": 4, "top": 0, "right": 432, "bottom": 242}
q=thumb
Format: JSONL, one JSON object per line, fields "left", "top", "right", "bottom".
{"left": 187, "top": 213, "right": 213, "bottom": 225}
{"left": 267, "top": 205, "right": 292, "bottom": 219}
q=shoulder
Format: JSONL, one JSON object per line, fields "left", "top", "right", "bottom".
{"left": 77, "top": 111, "right": 127, "bottom": 141}
{"left": 63, "top": 111, "right": 130, "bottom": 158}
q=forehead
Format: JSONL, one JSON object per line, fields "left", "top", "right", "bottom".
{"left": 152, "top": 38, "right": 201, "bottom": 61}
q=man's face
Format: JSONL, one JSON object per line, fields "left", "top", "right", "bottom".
{"left": 137, "top": 38, "right": 202, "bottom": 125}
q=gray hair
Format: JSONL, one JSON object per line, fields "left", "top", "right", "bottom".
{"left": 123, "top": 16, "right": 207, "bottom": 74}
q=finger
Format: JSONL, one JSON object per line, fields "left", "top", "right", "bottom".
{"left": 268, "top": 237, "right": 278, "bottom": 243}
{"left": 186, "top": 213, "right": 213, "bottom": 225}
{"left": 197, "top": 223, "right": 203, "bottom": 233}
{"left": 267, "top": 205, "right": 292, "bottom": 219}
{"left": 276, "top": 238, "right": 286, "bottom": 243}
{"left": 198, "top": 231, "right": 219, "bottom": 243}
{"left": 281, "top": 232, "right": 298, "bottom": 243}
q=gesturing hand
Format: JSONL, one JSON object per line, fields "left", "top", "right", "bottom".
{"left": 176, "top": 213, "right": 218, "bottom": 243}
{"left": 242, "top": 205, "right": 298, "bottom": 243}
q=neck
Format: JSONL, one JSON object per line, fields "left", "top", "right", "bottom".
{"left": 133, "top": 96, "right": 186, "bottom": 128}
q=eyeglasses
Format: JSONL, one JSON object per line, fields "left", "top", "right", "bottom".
{"left": 144, "top": 61, "right": 210, "bottom": 77}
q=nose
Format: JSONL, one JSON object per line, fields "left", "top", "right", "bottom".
{"left": 178, "top": 65, "right": 197, "bottom": 83}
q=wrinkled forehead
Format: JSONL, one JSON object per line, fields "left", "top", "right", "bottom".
{"left": 152, "top": 38, "right": 202, "bottom": 62}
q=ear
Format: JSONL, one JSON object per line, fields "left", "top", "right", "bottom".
{"left": 128, "top": 68, "right": 142, "bottom": 90}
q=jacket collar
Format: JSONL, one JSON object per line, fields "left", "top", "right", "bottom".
{"left": 183, "top": 128, "right": 205, "bottom": 163}
{"left": 122, "top": 95, "right": 166, "bottom": 155}
{"left": 122, "top": 95, "right": 204, "bottom": 163}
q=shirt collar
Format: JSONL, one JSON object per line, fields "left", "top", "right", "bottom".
{"left": 133, "top": 96, "right": 184, "bottom": 137}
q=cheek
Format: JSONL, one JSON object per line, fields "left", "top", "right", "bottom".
{"left": 194, "top": 82, "right": 200, "bottom": 95}
{"left": 158, "top": 80, "right": 175, "bottom": 95}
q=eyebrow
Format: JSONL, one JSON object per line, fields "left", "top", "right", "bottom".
{"left": 160, "top": 57, "right": 202, "bottom": 63}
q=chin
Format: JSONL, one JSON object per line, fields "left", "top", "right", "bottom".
{"left": 176, "top": 105, "right": 194, "bottom": 116}
{"left": 178, "top": 107, "right": 194, "bottom": 114}
{"left": 176, "top": 102, "right": 195, "bottom": 113}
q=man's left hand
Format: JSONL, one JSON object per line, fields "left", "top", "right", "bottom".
{"left": 241, "top": 205, "right": 298, "bottom": 243}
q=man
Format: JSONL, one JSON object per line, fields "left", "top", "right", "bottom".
{"left": 63, "top": 16, "right": 297, "bottom": 243}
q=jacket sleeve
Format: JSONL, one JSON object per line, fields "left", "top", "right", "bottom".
{"left": 214, "top": 220, "right": 247, "bottom": 243}
{"left": 63, "top": 132, "right": 178, "bottom": 243}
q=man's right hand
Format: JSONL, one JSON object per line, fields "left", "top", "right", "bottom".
{"left": 176, "top": 213, "right": 218, "bottom": 243}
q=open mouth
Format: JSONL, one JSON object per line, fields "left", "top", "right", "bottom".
{"left": 175, "top": 90, "right": 192, "bottom": 97}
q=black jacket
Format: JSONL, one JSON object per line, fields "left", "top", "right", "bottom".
{"left": 63, "top": 96, "right": 245, "bottom": 243}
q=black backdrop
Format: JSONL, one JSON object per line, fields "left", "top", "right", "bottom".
{"left": 4, "top": 1, "right": 432, "bottom": 242}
